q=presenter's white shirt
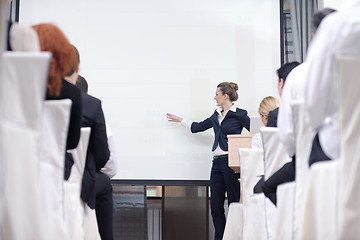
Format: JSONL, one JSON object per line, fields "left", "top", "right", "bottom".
{"left": 304, "top": 0, "right": 360, "bottom": 159}
{"left": 278, "top": 63, "right": 307, "bottom": 157}
{"left": 181, "top": 105, "right": 237, "bottom": 156}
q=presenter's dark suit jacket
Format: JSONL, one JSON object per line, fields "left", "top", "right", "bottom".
{"left": 191, "top": 108, "right": 250, "bottom": 151}
{"left": 80, "top": 92, "right": 110, "bottom": 209}
{"left": 266, "top": 107, "right": 279, "bottom": 127}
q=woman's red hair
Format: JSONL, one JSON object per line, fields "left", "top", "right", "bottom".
{"left": 32, "top": 23, "right": 75, "bottom": 96}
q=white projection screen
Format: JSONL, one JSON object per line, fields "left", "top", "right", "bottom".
{"left": 20, "top": 0, "right": 280, "bottom": 180}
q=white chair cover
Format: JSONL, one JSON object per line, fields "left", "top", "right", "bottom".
{"left": 261, "top": 127, "right": 292, "bottom": 181}
{"left": 239, "top": 148, "right": 264, "bottom": 209}
{"left": 37, "top": 100, "right": 72, "bottom": 239}
{"left": 298, "top": 161, "right": 339, "bottom": 240}
{"left": 250, "top": 116, "right": 262, "bottom": 134}
{"left": 261, "top": 127, "right": 292, "bottom": 240}
{"left": 338, "top": 56, "right": 360, "bottom": 239}
{"left": 0, "top": 52, "right": 51, "bottom": 129}
{"left": 223, "top": 202, "right": 242, "bottom": 240}
{"left": 68, "top": 128, "right": 91, "bottom": 183}
{"left": 83, "top": 205, "right": 102, "bottom": 240}
{"left": 0, "top": 121, "right": 45, "bottom": 239}
{"left": 0, "top": 52, "right": 50, "bottom": 239}
{"left": 223, "top": 148, "right": 264, "bottom": 240}
{"left": 291, "top": 99, "right": 316, "bottom": 239}
{"left": 65, "top": 127, "right": 91, "bottom": 240}
{"left": 276, "top": 182, "right": 295, "bottom": 240}
{"left": 243, "top": 193, "right": 267, "bottom": 240}
{"left": 72, "top": 128, "right": 101, "bottom": 240}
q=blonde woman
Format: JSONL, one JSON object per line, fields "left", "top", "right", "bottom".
{"left": 251, "top": 96, "right": 280, "bottom": 149}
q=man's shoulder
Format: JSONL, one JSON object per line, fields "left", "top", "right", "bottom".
{"left": 81, "top": 92, "right": 101, "bottom": 106}
{"left": 61, "top": 79, "right": 81, "bottom": 98}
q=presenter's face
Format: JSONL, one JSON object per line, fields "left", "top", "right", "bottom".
{"left": 214, "top": 88, "right": 226, "bottom": 107}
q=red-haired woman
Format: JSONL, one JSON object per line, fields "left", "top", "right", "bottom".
{"left": 32, "top": 23, "right": 82, "bottom": 180}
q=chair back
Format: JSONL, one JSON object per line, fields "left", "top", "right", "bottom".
{"left": 0, "top": 52, "right": 51, "bottom": 129}
{"left": 37, "top": 99, "right": 72, "bottom": 239}
{"left": 68, "top": 127, "right": 91, "bottom": 183}
{"left": 261, "top": 127, "right": 291, "bottom": 240}
{"left": 0, "top": 52, "right": 50, "bottom": 240}
{"left": 238, "top": 148, "right": 264, "bottom": 240}
{"left": 338, "top": 56, "right": 360, "bottom": 239}
{"left": 239, "top": 148, "right": 264, "bottom": 205}
{"left": 298, "top": 160, "right": 339, "bottom": 240}
{"left": 291, "top": 99, "right": 316, "bottom": 239}
{"left": 243, "top": 193, "right": 267, "bottom": 240}
{"left": 0, "top": 121, "right": 45, "bottom": 239}
{"left": 276, "top": 182, "right": 295, "bottom": 240}
{"left": 261, "top": 127, "right": 292, "bottom": 180}
{"left": 65, "top": 127, "right": 91, "bottom": 240}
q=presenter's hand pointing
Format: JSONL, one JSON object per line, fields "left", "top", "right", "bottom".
{"left": 166, "top": 113, "right": 183, "bottom": 123}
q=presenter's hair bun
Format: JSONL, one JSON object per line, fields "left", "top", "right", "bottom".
{"left": 229, "top": 82, "right": 238, "bottom": 91}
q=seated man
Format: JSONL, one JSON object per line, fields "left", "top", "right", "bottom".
{"left": 65, "top": 47, "right": 113, "bottom": 240}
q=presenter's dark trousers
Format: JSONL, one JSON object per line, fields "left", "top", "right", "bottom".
{"left": 210, "top": 155, "right": 240, "bottom": 240}
{"left": 95, "top": 172, "right": 114, "bottom": 240}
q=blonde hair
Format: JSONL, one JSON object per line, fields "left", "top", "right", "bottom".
{"left": 258, "top": 96, "right": 280, "bottom": 116}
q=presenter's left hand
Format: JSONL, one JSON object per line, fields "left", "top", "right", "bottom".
{"left": 166, "top": 113, "right": 183, "bottom": 123}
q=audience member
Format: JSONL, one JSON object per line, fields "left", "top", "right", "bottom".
{"left": 251, "top": 96, "right": 280, "bottom": 149}
{"left": 65, "top": 48, "right": 113, "bottom": 240}
{"left": 257, "top": 7, "right": 336, "bottom": 203}
{"left": 76, "top": 75, "right": 118, "bottom": 179}
{"left": 32, "top": 23, "right": 82, "bottom": 180}
{"left": 278, "top": 8, "right": 336, "bottom": 159}
{"left": 304, "top": 3, "right": 357, "bottom": 166}
{"left": 253, "top": 62, "right": 299, "bottom": 204}
{"left": 266, "top": 62, "right": 300, "bottom": 127}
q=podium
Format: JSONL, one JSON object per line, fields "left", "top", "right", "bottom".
{"left": 227, "top": 134, "right": 254, "bottom": 172}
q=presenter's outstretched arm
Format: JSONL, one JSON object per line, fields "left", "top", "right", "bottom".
{"left": 166, "top": 113, "right": 183, "bottom": 123}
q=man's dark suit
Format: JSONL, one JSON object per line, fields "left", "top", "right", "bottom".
{"left": 80, "top": 92, "right": 113, "bottom": 240}
{"left": 80, "top": 92, "right": 109, "bottom": 208}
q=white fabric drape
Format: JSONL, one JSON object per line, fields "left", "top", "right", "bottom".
{"left": 261, "top": 127, "right": 292, "bottom": 181}
{"left": 338, "top": 56, "right": 360, "bottom": 239}
{"left": 222, "top": 203, "right": 242, "bottom": 240}
{"left": 37, "top": 100, "right": 72, "bottom": 239}
{"left": 0, "top": 52, "right": 50, "bottom": 240}
{"left": 261, "top": 127, "right": 291, "bottom": 240}
{"left": 276, "top": 182, "right": 295, "bottom": 240}
{"left": 291, "top": 99, "right": 316, "bottom": 239}
{"left": 298, "top": 160, "right": 339, "bottom": 240}
{"left": 243, "top": 194, "right": 267, "bottom": 240}
{"left": 65, "top": 127, "right": 91, "bottom": 240}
